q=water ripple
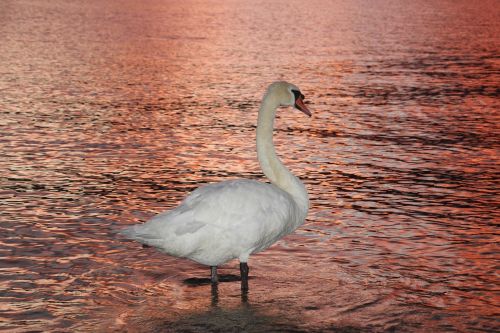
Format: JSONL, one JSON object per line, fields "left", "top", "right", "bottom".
{"left": 0, "top": 0, "right": 498, "bottom": 332}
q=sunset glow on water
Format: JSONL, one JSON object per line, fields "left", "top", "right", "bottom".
{"left": 0, "top": 0, "right": 498, "bottom": 332}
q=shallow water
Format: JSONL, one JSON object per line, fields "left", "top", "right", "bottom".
{"left": 0, "top": 0, "right": 499, "bottom": 332}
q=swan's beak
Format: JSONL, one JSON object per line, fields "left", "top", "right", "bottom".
{"left": 294, "top": 96, "right": 312, "bottom": 117}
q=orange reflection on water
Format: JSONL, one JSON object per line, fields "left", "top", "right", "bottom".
{"left": 0, "top": 0, "right": 499, "bottom": 332}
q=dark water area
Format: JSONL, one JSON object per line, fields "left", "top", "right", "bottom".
{"left": 0, "top": 0, "right": 499, "bottom": 332}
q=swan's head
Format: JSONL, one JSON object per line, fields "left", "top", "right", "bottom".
{"left": 266, "top": 81, "right": 312, "bottom": 117}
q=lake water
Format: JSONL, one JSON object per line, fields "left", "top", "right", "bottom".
{"left": 0, "top": 0, "right": 498, "bottom": 332}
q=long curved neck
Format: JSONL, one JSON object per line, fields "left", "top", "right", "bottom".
{"left": 256, "top": 94, "right": 309, "bottom": 217}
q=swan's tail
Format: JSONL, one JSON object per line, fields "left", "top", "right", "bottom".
{"left": 120, "top": 224, "right": 164, "bottom": 248}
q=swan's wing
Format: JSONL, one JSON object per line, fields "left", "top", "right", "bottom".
{"left": 184, "top": 180, "right": 296, "bottom": 232}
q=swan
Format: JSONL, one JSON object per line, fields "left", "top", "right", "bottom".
{"left": 121, "top": 81, "right": 311, "bottom": 290}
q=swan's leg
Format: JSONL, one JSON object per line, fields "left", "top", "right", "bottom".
{"left": 210, "top": 266, "right": 218, "bottom": 284}
{"left": 240, "top": 262, "right": 249, "bottom": 291}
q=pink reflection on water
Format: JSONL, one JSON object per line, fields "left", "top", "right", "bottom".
{"left": 0, "top": 0, "right": 499, "bottom": 331}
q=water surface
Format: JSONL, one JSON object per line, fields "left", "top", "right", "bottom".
{"left": 0, "top": 0, "right": 499, "bottom": 332}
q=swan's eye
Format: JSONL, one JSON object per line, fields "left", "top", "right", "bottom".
{"left": 291, "top": 89, "right": 304, "bottom": 101}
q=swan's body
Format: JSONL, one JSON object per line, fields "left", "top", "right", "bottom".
{"left": 121, "top": 81, "right": 311, "bottom": 288}
{"left": 124, "top": 179, "right": 304, "bottom": 265}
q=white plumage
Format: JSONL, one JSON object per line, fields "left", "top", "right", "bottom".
{"left": 121, "top": 81, "right": 311, "bottom": 287}
{"left": 123, "top": 180, "right": 301, "bottom": 265}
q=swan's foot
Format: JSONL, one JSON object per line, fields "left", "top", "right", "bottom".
{"left": 240, "top": 262, "right": 249, "bottom": 291}
{"left": 210, "top": 266, "right": 218, "bottom": 284}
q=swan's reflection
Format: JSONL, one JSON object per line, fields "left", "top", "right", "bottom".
{"left": 241, "top": 288, "right": 249, "bottom": 304}
{"left": 185, "top": 275, "right": 250, "bottom": 307}
{"left": 210, "top": 282, "right": 249, "bottom": 307}
{"left": 211, "top": 283, "right": 219, "bottom": 306}
{"left": 123, "top": 293, "right": 306, "bottom": 333}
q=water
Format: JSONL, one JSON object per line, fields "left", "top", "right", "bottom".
{"left": 0, "top": 0, "right": 498, "bottom": 332}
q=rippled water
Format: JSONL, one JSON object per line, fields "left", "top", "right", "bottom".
{"left": 1, "top": 0, "right": 499, "bottom": 332}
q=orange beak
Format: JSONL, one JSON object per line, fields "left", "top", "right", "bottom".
{"left": 295, "top": 96, "right": 312, "bottom": 117}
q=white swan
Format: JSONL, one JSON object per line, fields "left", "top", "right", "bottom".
{"left": 121, "top": 81, "right": 311, "bottom": 290}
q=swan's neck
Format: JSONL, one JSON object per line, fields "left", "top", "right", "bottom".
{"left": 256, "top": 95, "right": 309, "bottom": 218}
